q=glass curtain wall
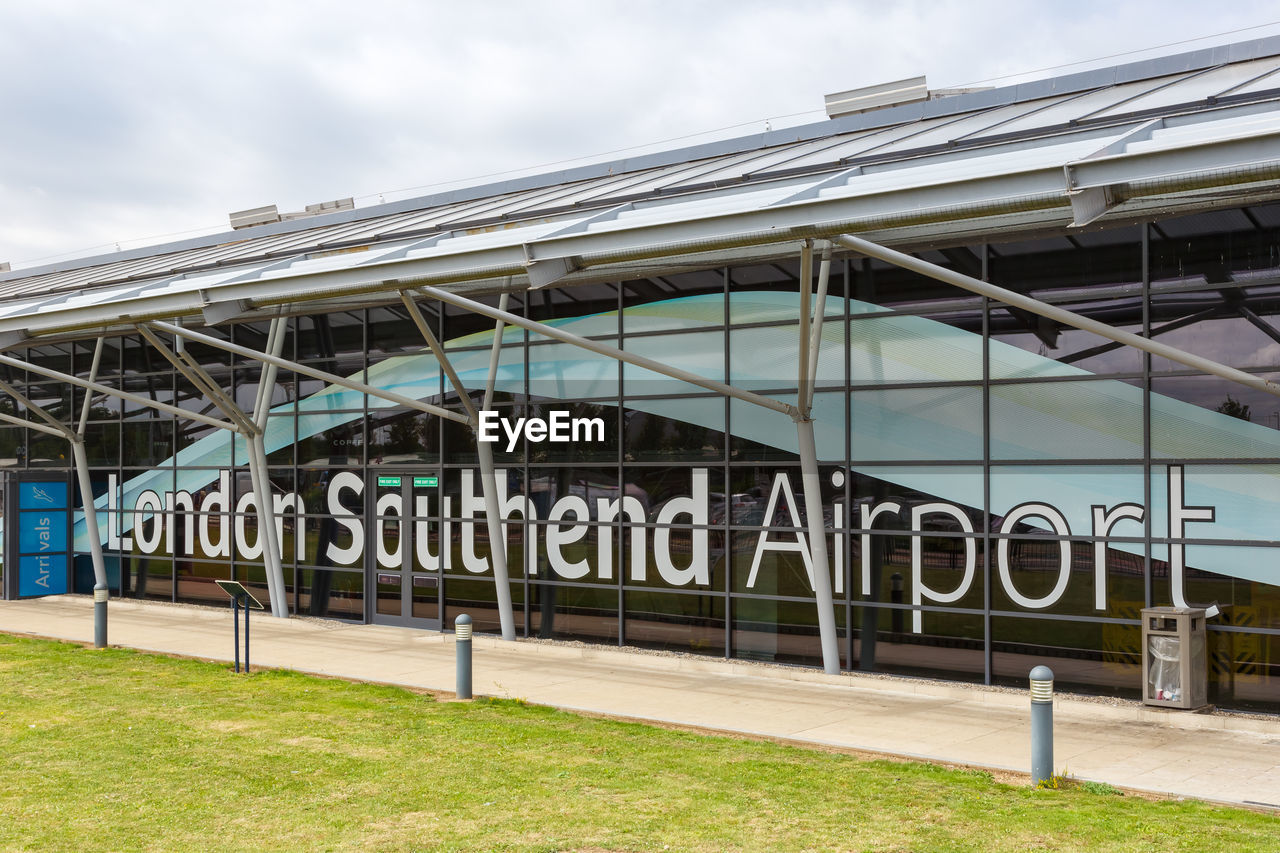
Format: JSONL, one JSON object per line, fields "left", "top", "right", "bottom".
{"left": 2, "top": 204, "right": 1278, "bottom": 712}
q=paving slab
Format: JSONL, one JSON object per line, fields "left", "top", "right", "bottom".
{"left": 2, "top": 594, "right": 1278, "bottom": 810}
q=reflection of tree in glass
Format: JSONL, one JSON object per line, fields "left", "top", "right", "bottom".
{"left": 1216, "top": 395, "right": 1252, "bottom": 422}
{"left": 386, "top": 414, "right": 425, "bottom": 453}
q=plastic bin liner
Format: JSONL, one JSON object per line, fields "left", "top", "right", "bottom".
{"left": 1147, "top": 635, "right": 1182, "bottom": 702}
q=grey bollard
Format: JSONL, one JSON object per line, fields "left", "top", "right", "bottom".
{"left": 93, "top": 584, "right": 108, "bottom": 649}
{"left": 1030, "top": 665, "right": 1054, "bottom": 786}
{"left": 455, "top": 614, "right": 473, "bottom": 700}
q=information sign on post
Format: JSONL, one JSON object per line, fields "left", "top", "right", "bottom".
{"left": 214, "top": 579, "right": 264, "bottom": 673}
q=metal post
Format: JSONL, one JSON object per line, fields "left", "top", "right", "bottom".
{"left": 1030, "top": 665, "right": 1055, "bottom": 786}
{"left": 232, "top": 596, "right": 241, "bottom": 673}
{"left": 249, "top": 316, "right": 289, "bottom": 618}
{"left": 797, "top": 418, "right": 840, "bottom": 674}
{"left": 244, "top": 594, "right": 251, "bottom": 672}
{"left": 795, "top": 240, "right": 839, "bottom": 676}
{"left": 478, "top": 294, "right": 516, "bottom": 642}
{"left": 797, "top": 241, "right": 813, "bottom": 408}
{"left": 74, "top": 342, "right": 109, "bottom": 648}
{"left": 455, "top": 613, "right": 473, "bottom": 699}
{"left": 74, "top": 442, "right": 108, "bottom": 647}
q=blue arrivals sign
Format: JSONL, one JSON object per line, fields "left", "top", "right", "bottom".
{"left": 5, "top": 477, "right": 71, "bottom": 598}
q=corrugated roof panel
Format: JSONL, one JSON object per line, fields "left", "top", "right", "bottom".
{"left": 857, "top": 99, "right": 1064, "bottom": 155}
{"left": 0, "top": 268, "right": 81, "bottom": 295}
{"left": 1199, "top": 54, "right": 1280, "bottom": 97}
{"left": 543, "top": 161, "right": 711, "bottom": 208}
{"left": 208, "top": 218, "right": 391, "bottom": 262}
{"left": 679, "top": 134, "right": 858, "bottom": 184}
{"left": 452, "top": 174, "right": 621, "bottom": 222}
{"left": 763, "top": 118, "right": 969, "bottom": 174}
{"left": 812, "top": 133, "right": 1122, "bottom": 201}
{"left": 950, "top": 89, "right": 1101, "bottom": 143}
{"left": 1225, "top": 66, "right": 1280, "bottom": 97}
{"left": 983, "top": 80, "right": 1164, "bottom": 135}
{"left": 304, "top": 209, "right": 427, "bottom": 246}
{"left": 356, "top": 207, "right": 466, "bottom": 240}
{"left": 33, "top": 256, "right": 158, "bottom": 290}
{"left": 390, "top": 187, "right": 540, "bottom": 230}
{"left": 1084, "top": 61, "right": 1280, "bottom": 121}
{"left": 614, "top": 147, "right": 794, "bottom": 195}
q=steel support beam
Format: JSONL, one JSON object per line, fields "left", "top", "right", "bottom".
{"left": 136, "top": 324, "right": 257, "bottom": 433}
{"left": 476, "top": 293, "right": 516, "bottom": 641}
{"left": 0, "top": 377, "right": 74, "bottom": 438}
{"left": 0, "top": 410, "right": 65, "bottom": 437}
{"left": 402, "top": 289, "right": 515, "bottom": 639}
{"left": 413, "top": 285, "right": 799, "bottom": 418}
{"left": 399, "top": 292, "right": 480, "bottom": 424}
{"left": 797, "top": 417, "right": 840, "bottom": 673}
{"left": 137, "top": 319, "right": 292, "bottom": 617}
{"left": 248, "top": 316, "right": 288, "bottom": 617}
{"left": 795, "top": 241, "right": 840, "bottom": 675}
{"left": 148, "top": 321, "right": 471, "bottom": 425}
{"left": 798, "top": 242, "right": 813, "bottom": 409}
{"left": 0, "top": 351, "right": 237, "bottom": 432}
{"left": 75, "top": 338, "right": 109, "bottom": 647}
{"left": 833, "top": 234, "right": 1280, "bottom": 400}
{"left": 0, "top": 343, "right": 112, "bottom": 645}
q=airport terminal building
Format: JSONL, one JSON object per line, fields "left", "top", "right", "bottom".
{"left": 2, "top": 39, "right": 1280, "bottom": 711}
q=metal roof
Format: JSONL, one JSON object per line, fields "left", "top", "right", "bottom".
{"left": 4, "top": 36, "right": 1280, "bottom": 342}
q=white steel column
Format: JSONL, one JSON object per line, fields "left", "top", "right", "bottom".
{"left": 74, "top": 339, "right": 110, "bottom": 646}
{"left": 403, "top": 289, "right": 516, "bottom": 640}
{"left": 476, "top": 292, "right": 516, "bottom": 641}
{"left": 248, "top": 316, "right": 289, "bottom": 618}
{"left": 794, "top": 241, "right": 840, "bottom": 674}
{"left": 402, "top": 291, "right": 518, "bottom": 640}
{"left": 0, "top": 348, "right": 112, "bottom": 645}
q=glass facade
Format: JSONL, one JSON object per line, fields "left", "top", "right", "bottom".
{"left": 3, "top": 205, "right": 1280, "bottom": 712}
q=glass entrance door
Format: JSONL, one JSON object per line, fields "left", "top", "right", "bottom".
{"left": 371, "top": 472, "right": 443, "bottom": 628}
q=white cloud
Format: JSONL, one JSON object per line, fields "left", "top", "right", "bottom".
{"left": 1, "top": 0, "right": 1278, "bottom": 267}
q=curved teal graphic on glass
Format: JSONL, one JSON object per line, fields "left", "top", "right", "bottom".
{"left": 70, "top": 291, "right": 1280, "bottom": 588}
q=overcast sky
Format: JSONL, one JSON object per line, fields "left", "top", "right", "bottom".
{"left": 2, "top": 1, "right": 1278, "bottom": 271}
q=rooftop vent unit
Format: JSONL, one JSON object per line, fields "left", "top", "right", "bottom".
{"left": 825, "top": 76, "right": 929, "bottom": 118}
{"left": 230, "top": 198, "right": 356, "bottom": 229}
{"left": 0, "top": 262, "right": 9, "bottom": 272}
{"left": 284, "top": 197, "right": 355, "bottom": 221}
{"left": 229, "top": 204, "right": 281, "bottom": 230}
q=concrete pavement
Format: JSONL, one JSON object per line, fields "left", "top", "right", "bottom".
{"left": 2, "top": 594, "right": 1278, "bottom": 810}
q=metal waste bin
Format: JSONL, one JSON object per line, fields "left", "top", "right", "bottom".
{"left": 1141, "top": 606, "right": 1208, "bottom": 710}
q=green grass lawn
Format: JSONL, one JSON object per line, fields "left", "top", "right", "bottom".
{"left": 0, "top": 633, "right": 1274, "bottom": 852}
